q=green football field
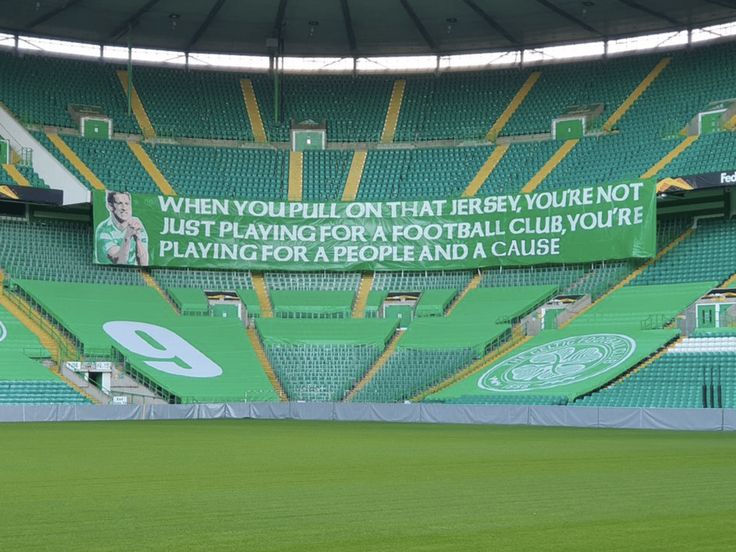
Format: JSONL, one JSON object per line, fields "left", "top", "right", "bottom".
{"left": 0, "top": 420, "right": 734, "bottom": 551}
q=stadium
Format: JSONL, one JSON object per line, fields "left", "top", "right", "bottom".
{"left": 1, "top": 0, "right": 736, "bottom": 549}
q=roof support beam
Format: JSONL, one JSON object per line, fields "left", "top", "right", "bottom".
{"left": 704, "top": 0, "right": 736, "bottom": 10}
{"left": 399, "top": 0, "right": 436, "bottom": 52}
{"left": 107, "top": 0, "right": 162, "bottom": 41}
{"left": 340, "top": 0, "right": 357, "bottom": 54}
{"left": 534, "top": 0, "right": 602, "bottom": 36}
{"left": 463, "top": 0, "right": 519, "bottom": 46}
{"left": 272, "top": 0, "right": 288, "bottom": 40}
{"left": 187, "top": 0, "right": 227, "bottom": 51}
{"left": 26, "top": 0, "right": 84, "bottom": 29}
{"left": 617, "top": 0, "right": 684, "bottom": 27}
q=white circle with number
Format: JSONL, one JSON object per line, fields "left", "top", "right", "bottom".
{"left": 478, "top": 334, "right": 636, "bottom": 393}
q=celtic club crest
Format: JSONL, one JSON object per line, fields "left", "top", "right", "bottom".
{"left": 0, "top": 321, "right": 6, "bottom": 343}
{"left": 478, "top": 334, "right": 636, "bottom": 393}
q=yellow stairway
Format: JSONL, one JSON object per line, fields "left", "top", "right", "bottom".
{"left": 521, "top": 139, "right": 578, "bottom": 194}
{"left": 46, "top": 133, "right": 106, "bottom": 191}
{"left": 462, "top": 144, "right": 510, "bottom": 197}
{"left": 445, "top": 272, "right": 482, "bottom": 316}
{"left": 345, "top": 332, "right": 403, "bottom": 401}
{"left": 380, "top": 79, "right": 406, "bottom": 143}
{"left": 127, "top": 142, "right": 176, "bottom": 196}
{"left": 414, "top": 330, "right": 532, "bottom": 401}
{"left": 641, "top": 136, "right": 699, "bottom": 179}
{"left": 247, "top": 327, "right": 287, "bottom": 401}
{"left": 116, "top": 70, "right": 157, "bottom": 139}
{"left": 288, "top": 151, "right": 303, "bottom": 201}
{"left": 352, "top": 273, "right": 374, "bottom": 318}
{"left": 602, "top": 57, "right": 671, "bottom": 131}
{"left": 486, "top": 72, "right": 541, "bottom": 141}
{"left": 140, "top": 271, "right": 178, "bottom": 313}
{"left": 341, "top": 150, "right": 368, "bottom": 201}
{"left": 251, "top": 273, "right": 273, "bottom": 318}
{"left": 239, "top": 78, "right": 268, "bottom": 143}
{"left": 1, "top": 164, "right": 30, "bottom": 187}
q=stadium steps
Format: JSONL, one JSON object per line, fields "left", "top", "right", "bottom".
{"left": 0, "top": 272, "right": 78, "bottom": 363}
{"left": 127, "top": 142, "right": 176, "bottom": 196}
{"left": 239, "top": 78, "right": 268, "bottom": 143}
{"left": 2, "top": 164, "right": 29, "bottom": 187}
{"left": 116, "top": 70, "right": 156, "bottom": 139}
{"left": 288, "top": 151, "right": 303, "bottom": 201}
{"left": 720, "top": 272, "right": 736, "bottom": 288}
{"left": 521, "top": 139, "right": 578, "bottom": 194}
{"left": 641, "top": 136, "right": 699, "bottom": 179}
{"left": 45, "top": 133, "right": 106, "bottom": 190}
{"left": 344, "top": 331, "right": 403, "bottom": 401}
{"left": 246, "top": 327, "right": 287, "bottom": 401}
{"left": 462, "top": 144, "right": 510, "bottom": 197}
{"left": 414, "top": 328, "right": 531, "bottom": 401}
{"left": 251, "top": 273, "right": 274, "bottom": 318}
{"left": 602, "top": 57, "right": 671, "bottom": 131}
{"left": 341, "top": 150, "right": 367, "bottom": 201}
{"left": 445, "top": 272, "right": 482, "bottom": 315}
{"left": 725, "top": 111, "right": 736, "bottom": 131}
{"left": 380, "top": 79, "right": 406, "bottom": 143}
{"left": 486, "top": 71, "right": 541, "bottom": 141}
{"left": 559, "top": 225, "right": 696, "bottom": 329}
{"left": 140, "top": 270, "right": 179, "bottom": 313}
{"left": 352, "top": 273, "right": 375, "bottom": 318}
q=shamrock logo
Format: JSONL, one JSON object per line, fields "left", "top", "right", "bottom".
{"left": 509, "top": 346, "right": 604, "bottom": 382}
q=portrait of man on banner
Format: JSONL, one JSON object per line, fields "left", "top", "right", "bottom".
{"left": 94, "top": 191, "right": 149, "bottom": 266}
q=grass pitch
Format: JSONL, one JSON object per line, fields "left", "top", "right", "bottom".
{"left": 0, "top": 420, "right": 734, "bottom": 551}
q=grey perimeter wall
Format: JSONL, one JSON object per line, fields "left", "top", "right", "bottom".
{"left": 1, "top": 403, "right": 735, "bottom": 431}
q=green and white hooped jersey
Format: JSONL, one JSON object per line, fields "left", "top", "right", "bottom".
{"left": 95, "top": 217, "right": 149, "bottom": 265}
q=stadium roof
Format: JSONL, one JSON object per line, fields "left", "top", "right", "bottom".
{"left": 0, "top": 0, "right": 735, "bottom": 57}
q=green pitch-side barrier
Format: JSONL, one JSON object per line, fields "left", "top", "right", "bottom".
{"left": 14, "top": 280, "right": 279, "bottom": 403}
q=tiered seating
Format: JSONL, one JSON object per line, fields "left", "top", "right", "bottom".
{"left": 372, "top": 270, "right": 472, "bottom": 291}
{"left": 503, "top": 54, "right": 657, "bottom": 136}
{"left": 666, "top": 131, "right": 736, "bottom": 176}
{"left": 0, "top": 218, "right": 143, "bottom": 285}
{"left": 34, "top": 132, "right": 158, "bottom": 193}
{"left": 0, "top": 304, "right": 48, "bottom": 357}
{"left": 14, "top": 280, "right": 278, "bottom": 402}
{"left": 576, "top": 337, "right": 736, "bottom": 408}
{"left": 633, "top": 217, "right": 736, "bottom": 286}
{"left": 353, "top": 348, "right": 475, "bottom": 403}
{"left": 477, "top": 140, "right": 560, "bottom": 196}
{"left": 132, "top": 66, "right": 253, "bottom": 140}
{"left": 1, "top": 165, "right": 49, "bottom": 189}
{"left": 143, "top": 143, "right": 287, "bottom": 199}
{"left": 394, "top": 69, "right": 529, "bottom": 141}
{"left": 430, "top": 395, "right": 567, "bottom": 405}
{"left": 152, "top": 268, "right": 252, "bottom": 291}
{"left": 414, "top": 289, "right": 457, "bottom": 317}
{"left": 167, "top": 288, "right": 209, "bottom": 315}
{"left": 267, "top": 344, "right": 381, "bottom": 401}
{"left": 357, "top": 146, "right": 491, "bottom": 200}
{"left": 565, "top": 261, "right": 639, "bottom": 299}
{"left": 302, "top": 150, "right": 353, "bottom": 201}
{"left": 265, "top": 272, "right": 360, "bottom": 291}
{"left": 0, "top": 351, "right": 89, "bottom": 404}
{"left": 0, "top": 51, "right": 138, "bottom": 133}
{"left": 251, "top": 74, "right": 393, "bottom": 142}
{"left": 481, "top": 265, "right": 586, "bottom": 290}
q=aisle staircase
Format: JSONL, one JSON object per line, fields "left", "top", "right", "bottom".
{"left": 462, "top": 144, "right": 509, "bottom": 197}
{"left": 251, "top": 273, "right": 273, "bottom": 318}
{"left": 641, "top": 136, "right": 699, "bottom": 179}
{"left": 239, "top": 78, "right": 268, "bottom": 143}
{"left": 345, "top": 331, "right": 403, "bottom": 401}
{"left": 521, "top": 139, "right": 578, "bottom": 194}
{"left": 140, "top": 271, "right": 179, "bottom": 313}
{"left": 288, "top": 151, "right": 303, "bottom": 201}
{"left": 380, "top": 79, "right": 406, "bottom": 143}
{"left": 128, "top": 142, "right": 177, "bottom": 196}
{"left": 45, "top": 133, "right": 106, "bottom": 190}
{"left": 116, "top": 70, "right": 157, "bottom": 139}
{"left": 486, "top": 72, "right": 541, "bottom": 141}
{"left": 246, "top": 327, "right": 287, "bottom": 401}
{"left": 445, "top": 272, "right": 482, "bottom": 315}
{"left": 342, "top": 150, "right": 367, "bottom": 201}
{"left": 1, "top": 164, "right": 29, "bottom": 187}
{"left": 352, "top": 272, "right": 374, "bottom": 318}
